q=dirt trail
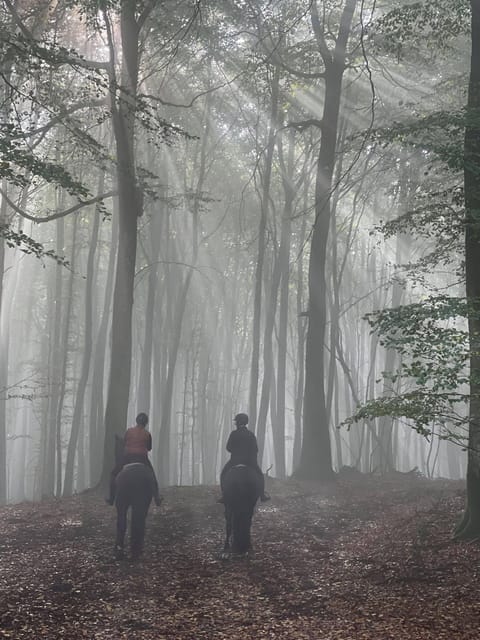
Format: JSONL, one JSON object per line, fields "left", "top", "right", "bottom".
{"left": 0, "top": 474, "right": 479, "bottom": 639}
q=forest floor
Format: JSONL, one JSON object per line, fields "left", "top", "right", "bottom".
{"left": 0, "top": 471, "right": 479, "bottom": 639}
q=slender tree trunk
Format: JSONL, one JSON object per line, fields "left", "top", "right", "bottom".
{"left": 256, "top": 247, "right": 282, "bottom": 464}
{"left": 0, "top": 227, "right": 6, "bottom": 504}
{"left": 63, "top": 177, "right": 103, "bottom": 495}
{"left": 293, "top": 208, "right": 308, "bottom": 470}
{"left": 249, "top": 66, "right": 280, "bottom": 431}
{"left": 274, "top": 123, "right": 295, "bottom": 479}
{"left": 89, "top": 210, "right": 117, "bottom": 486}
{"left": 55, "top": 217, "right": 78, "bottom": 496}
{"left": 137, "top": 154, "right": 166, "bottom": 414}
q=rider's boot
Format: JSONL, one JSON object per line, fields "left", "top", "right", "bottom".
{"left": 260, "top": 491, "right": 271, "bottom": 502}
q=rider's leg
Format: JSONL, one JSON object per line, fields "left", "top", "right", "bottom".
{"left": 218, "top": 460, "right": 233, "bottom": 503}
{"left": 115, "top": 500, "right": 127, "bottom": 558}
{"left": 106, "top": 462, "right": 122, "bottom": 505}
{"left": 145, "top": 458, "right": 162, "bottom": 506}
{"left": 130, "top": 496, "right": 150, "bottom": 557}
{"left": 255, "top": 464, "right": 270, "bottom": 501}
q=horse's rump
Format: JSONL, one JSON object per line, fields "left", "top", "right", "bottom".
{"left": 223, "top": 464, "right": 259, "bottom": 555}
{"left": 115, "top": 463, "right": 154, "bottom": 506}
{"left": 223, "top": 464, "right": 259, "bottom": 508}
{"left": 114, "top": 462, "right": 154, "bottom": 558}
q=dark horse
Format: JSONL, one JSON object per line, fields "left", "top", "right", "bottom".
{"left": 223, "top": 464, "right": 260, "bottom": 557}
{"left": 113, "top": 436, "right": 155, "bottom": 560}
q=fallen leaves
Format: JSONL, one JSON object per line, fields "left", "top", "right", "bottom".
{"left": 0, "top": 475, "right": 479, "bottom": 638}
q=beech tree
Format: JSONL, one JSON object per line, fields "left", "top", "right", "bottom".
{"left": 456, "top": 0, "right": 480, "bottom": 540}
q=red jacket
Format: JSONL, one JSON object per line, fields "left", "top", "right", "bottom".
{"left": 124, "top": 426, "right": 152, "bottom": 456}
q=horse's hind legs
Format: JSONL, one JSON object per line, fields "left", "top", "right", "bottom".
{"left": 130, "top": 502, "right": 149, "bottom": 559}
{"left": 224, "top": 508, "right": 233, "bottom": 550}
{"left": 115, "top": 504, "right": 128, "bottom": 560}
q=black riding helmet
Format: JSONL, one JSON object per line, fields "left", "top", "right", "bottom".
{"left": 136, "top": 412, "right": 149, "bottom": 427}
{"left": 234, "top": 413, "right": 248, "bottom": 426}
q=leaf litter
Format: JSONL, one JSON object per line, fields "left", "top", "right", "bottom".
{"left": 0, "top": 471, "right": 478, "bottom": 639}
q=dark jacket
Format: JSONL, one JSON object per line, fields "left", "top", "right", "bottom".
{"left": 226, "top": 426, "right": 258, "bottom": 466}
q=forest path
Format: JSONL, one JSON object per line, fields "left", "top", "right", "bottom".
{"left": 0, "top": 473, "right": 479, "bottom": 639}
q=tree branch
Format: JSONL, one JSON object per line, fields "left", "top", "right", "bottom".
{"left": 7, "top": 99, "right": 108, "bottom": 141}
{"left": 137, "top": 0, "right": 158, "bottom": 30}
{"left": 285, "top": 118, "right": 323, "bottom": 132}
{"left": 140, "top": 71, "right": 245, "bottom": 109}
{"left": 0, "top": 188, "right": 116, "bottom": 223}
{"left": 310, "top": 0, "right": 332, "bottom": 64}
{"left": 4, "top": 0, "right": 111, "bottom": 72}
{"left": 269, "top": 58, "right": 326, "bottom": 80}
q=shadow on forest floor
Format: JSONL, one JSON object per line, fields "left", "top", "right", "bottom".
{"left": 0, "top": 472, "right": 477, "bottom": 639}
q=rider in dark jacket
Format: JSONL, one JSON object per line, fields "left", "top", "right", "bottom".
{"left": 219, "top": 413, "right": 270, "bottom": 502}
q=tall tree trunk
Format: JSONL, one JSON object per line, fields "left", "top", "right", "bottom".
{"left": 297, "top": 0, "right": 357, "bottom": 480}
{"left": 0, "top": 226, "right": 6, "bottom": 505}
{"left": 102, "top": 3, "right": 153, "bottom": 483}
{"left": 0, "top": 18, "right": 15, "bottom": 504}
{"left": 456, "top": 0, "right": 480, "bottom": 539}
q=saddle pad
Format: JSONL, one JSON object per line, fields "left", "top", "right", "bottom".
{"left": 123, "top": 462, "right": 145, "bottom": 469}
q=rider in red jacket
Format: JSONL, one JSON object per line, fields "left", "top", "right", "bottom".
{"left": 107, "top": 413, "right": 161, "bottom": 506}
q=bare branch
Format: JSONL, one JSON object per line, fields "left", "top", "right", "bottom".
{"left": 140, "top": 70, "right": 245, "bottom": 109}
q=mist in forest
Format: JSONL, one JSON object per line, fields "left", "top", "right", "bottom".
{"left": 0, "top": 0, "right": 472, "bottom": 506}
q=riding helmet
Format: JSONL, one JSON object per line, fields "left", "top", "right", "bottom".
{"left": 136, "top": 412, "right": 149, "bottom": 426}
{"left": 234, "top": 413, "right": 248, "bottom": 426}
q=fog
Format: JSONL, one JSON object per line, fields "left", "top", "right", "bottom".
{"left": 0, "top": 0, "right": 470, "bottom": 504}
